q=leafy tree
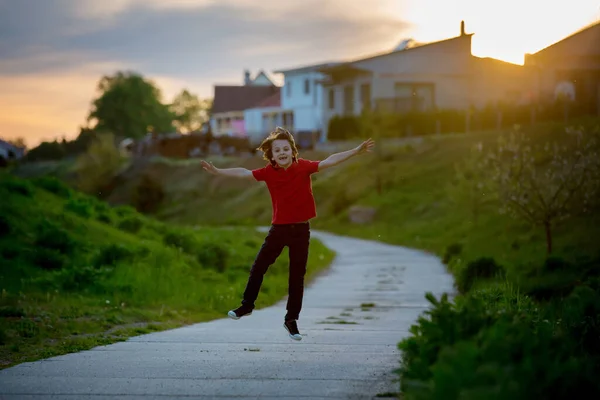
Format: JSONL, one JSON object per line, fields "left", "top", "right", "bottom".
{"left": 170, "top": 90, "right": 212, "bottom": 133}
{"left": 87, "top": 71, "right": 175, "bottom": 139}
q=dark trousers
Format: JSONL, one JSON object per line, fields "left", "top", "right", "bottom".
{"left": 242, "top": 222, "right": 310, "bottom": 321}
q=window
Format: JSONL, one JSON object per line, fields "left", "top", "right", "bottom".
{"left": 360, "top": 83, "right": 371, "bottom": 111}
{"left": 304, "top": 79, "right": 310, "bottom": 95}
{"left": 328, "top": 89, "right": 335, "bottom": 110}
{"left": 343, "top": 85, "right": 354, "bottom": 115}
{"left": 392, "top": 82, "right": 435, "bottom": 112}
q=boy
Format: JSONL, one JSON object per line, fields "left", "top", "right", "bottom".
{"left": 200, "top": 127, "right": 374, "bottom": 340}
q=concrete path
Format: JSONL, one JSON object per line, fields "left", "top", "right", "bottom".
{"left": 0, "top": 230, "right": 455, "bottom": 399}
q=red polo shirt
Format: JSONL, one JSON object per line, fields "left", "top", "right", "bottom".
{"left": 252, "top": 158, "right": 321, "bottom": 224}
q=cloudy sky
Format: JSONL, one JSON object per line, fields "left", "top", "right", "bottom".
{"left": 1, "top": 0, "right": 598, "bottom": 147}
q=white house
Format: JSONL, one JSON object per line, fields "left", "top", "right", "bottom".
{"left": 209, "top": 70, "right": 279, "bottom": 137}
{"left": 272, "top": 62, "right": 341, "bottom": 142}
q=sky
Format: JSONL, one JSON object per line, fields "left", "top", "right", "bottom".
{"left": 0, "top": 0, "right": 598, "bottom": 147}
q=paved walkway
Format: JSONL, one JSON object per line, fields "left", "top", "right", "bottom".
{"left": 0, "top": 230, "right": 455, "bottom": 399}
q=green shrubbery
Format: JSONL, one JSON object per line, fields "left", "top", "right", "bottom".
{"left": 396, "top": 123, "right": 600, "bottom": 399}
{"left": 398, "top": 259, "right": 600, "bottom": 399}
{"left": 0, "top": 172, "right": 335, "bottom": 368}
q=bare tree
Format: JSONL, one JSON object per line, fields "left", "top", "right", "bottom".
{"left": 477, "top": 125, "right": 599, "bottom": 254}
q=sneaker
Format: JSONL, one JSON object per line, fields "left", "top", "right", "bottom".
{"left": 283, "top": 320, "right": 302, "bottom": 341}
{"left": 227, "top": 305, "right": 252, "bottom": 320}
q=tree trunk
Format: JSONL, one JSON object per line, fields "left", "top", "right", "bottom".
{"left": 544, "top": 220, "right": 553, "bottom": 254}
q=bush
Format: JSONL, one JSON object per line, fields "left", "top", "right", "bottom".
{"left": 34, "top": 176, "right": 71, "bottom": 198}
{"left": 197, "top": 241, "right": 230, "bottom": 272}
{"left": 442, "top": 243, "right": 462, "bottom": 264}
{"left": 456, "top": 257, "right": 505, "bottom": 294}
{"left": 3, "top": 178, "right": 33, "bottom": 197}
{"left": 74, "top": 132, "right": 123, "bottom": 195}
{"left": 32, "top": 248, "right": 68, "bottom": 270}
{"left": 34, "top": 220, "right": 76, "bottom": 255}
{"left": 398, "top": 287, "right": 600, "bottom": 399}
{"left": 0, "top": 215, "right": 11, "bottom": 237}
{"left": 133, "top": 175, "right": 165, "bottom": 214}
{"left": 64, "top": 198, "right": 94, "bottom": 218}
{"left": 163, "top": 230, "right": 197, "bottom": 254}
{"left": 117, "top": 216, "right": 144, "bottom": 234}
{"left": 93, "top": 244, "right": 135, "bottom": 267}
{"left": 96, "top": 212, "right": 113, "bottom": 224}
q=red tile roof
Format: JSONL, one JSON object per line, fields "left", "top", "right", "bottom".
{"left": 211, "top": 85, "right": 280, "bottom": 114}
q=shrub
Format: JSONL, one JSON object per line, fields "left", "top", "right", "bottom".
{"left": 133, "top": 175, "right": 165, "bottom": 213}
{"left": 163, "top": 230, "right": 197, "bottom": 254}
{"left": 3, "top": 178, "right": 33, "bottom": 197}
{"left": 117, "top": 216, "right": 144, "bottom": 234}
{"left": 93, "top": 244, "right": 134, "bottom": 267}
{"left": 34, "top": 220, "right": 76, "bottom": 255}
{"left": 34, "top": 176, "right": 71, "bottom": 198}
{"left": 32, "top": 248, "right": 68, "bottom": 270}
{"left": 74, "top": 132, "right": 123, "bottom": 195}
{"left": 96, "top": 212, "right": 113, "bottom": 224}
{"left": 0, "top": 215, "right": 11, "bottom": 237}
{"left": 456, "top": 257, "right": 505, "bottom": 294}
{"left": 64, "top": 198, "right": 94, "bottom": 218}
{"left": 197, "top": 241, "right": 230, "bottom": 272}
{"left": 442, "top": 243, "right": 462, "bottom": 264}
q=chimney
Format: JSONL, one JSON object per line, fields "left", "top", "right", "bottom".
{"left": 460, "top": 20, "right": 466, "bottom": 36}
{"left": 244, "top": 69, "right": 251, "bottom": 85}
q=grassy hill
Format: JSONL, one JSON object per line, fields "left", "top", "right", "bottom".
{"left": 95, "top": 119, "right": 600, "bottom": 398}
{"left": 0, "top": 173, "right": 335, "bottom": 369}
{"left": 102, "top": 122, "right": 599, "bottom": 269}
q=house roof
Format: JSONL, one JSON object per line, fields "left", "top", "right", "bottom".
{"left": 530, "top": 20, "right": 600, "bottom": 59}
{"left": 273, "top": 61, "right": 342, "bottom": 75}
{"left": 254, "top": 91, "right": 281, "bottom": 108}
{"left": 252, "top": 70, "right": 276, "bottom": 85}
{"left": 211, "top": 85, "right": 280, "bottom": 114}
{"left": 319, "top": 33, "right": 473, "bottom": 77}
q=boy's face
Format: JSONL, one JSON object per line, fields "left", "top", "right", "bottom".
{"left": 271, "top": 139, "right": 293, "bottom": 168}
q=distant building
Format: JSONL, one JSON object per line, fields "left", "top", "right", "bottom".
{"left": 318, "top": 21, "right": 528, "bottom": 138}
{"left": 0, "top": 139, "right": 26, "bottom": 166}
{"left": 209, "top": 70, "right": 279, "bottom": 137}
{"left": 525, "top": 21, "right": 600, "bottom": 116}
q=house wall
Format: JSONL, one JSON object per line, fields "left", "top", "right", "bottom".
{"left": 321, "top": 36, "right": 474, "bottom": 136}
{"left": 470, "top": 58, "right": 530, "bottom": 107}
{"left": 210, "top": 111, "right": 245, "bottom": 136}
{"left": 281, "top": 71, "right": 327, "bottom": 134}
{"left": 525, "top": 23, "right": 600, "bottom": 114}
{"left": 244, "top": 106, "right": 284, "bottom": 145}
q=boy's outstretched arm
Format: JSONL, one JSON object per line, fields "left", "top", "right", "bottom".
{"left": 201, "top": 160, "right": 254, "bottom": 180}
{"left": 318, "top": 138, "right": 375, "bottom": 171}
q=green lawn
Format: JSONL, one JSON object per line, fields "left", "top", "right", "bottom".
{"left": 0, "top": 173, "right": 335, "bottom": 369}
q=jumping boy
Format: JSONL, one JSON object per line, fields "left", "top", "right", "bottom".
{"left": 200, "top": 127, "right": 374, "bottom": 340}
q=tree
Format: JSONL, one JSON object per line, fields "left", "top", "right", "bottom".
{"left": 476, "top": 125, "right": 599, "bottom": 254}
{"left": 75, "top": 133, "right": 123, "bottom": 196}
{"left": 170, "top": 90, "right": 212, "bottom": 133}
{"left": 87, "top": 71, "right": 175, "bottom": 139}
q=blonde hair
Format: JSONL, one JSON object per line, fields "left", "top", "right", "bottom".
{"left": 257, "top": 127, "right": 299, "bottom": 166}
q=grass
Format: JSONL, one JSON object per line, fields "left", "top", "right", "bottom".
{"left": 0, "top": 173, "right": 335, "bottom": 369}
{"left": 88, "top": 119, "right": 599, "bottom": 273}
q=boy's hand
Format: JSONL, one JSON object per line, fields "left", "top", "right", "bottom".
{"left": 355, "top": 138, "right": 375, "bottom": 155}
{"left": 201, "top": 160, "right": 219, "bottom": 175}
